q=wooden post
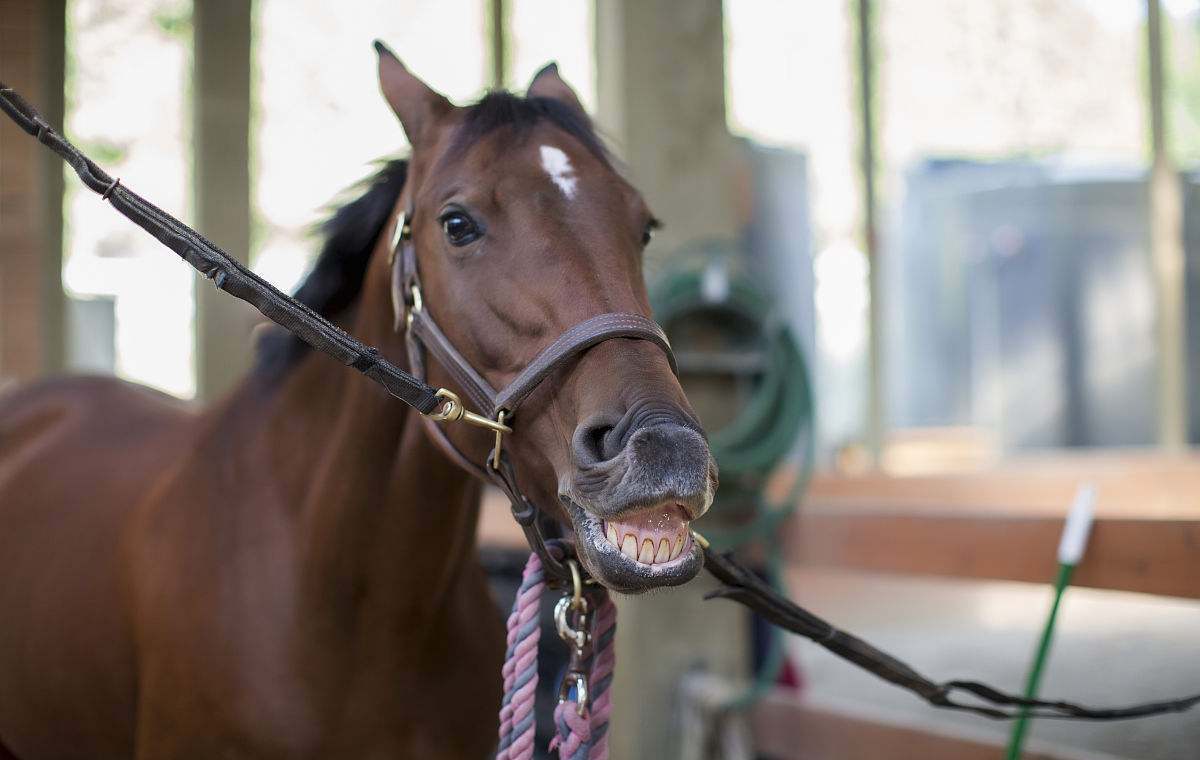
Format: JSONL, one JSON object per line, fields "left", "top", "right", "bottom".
{"left": 594, "top": 2, "right": 749, "bottom": 757}
{"left": 1146, "top": 0, "right": 1188, "bottom": 449}
{"left": 595, "top": 0, "right": 739, "bottom": 264}
{"left": 487, "top": 0, "right": 508, "bottom": 89}
{"left": 0, "top": 0, "right": 66, "bottom": 381}
{"left": 856, "top": 0, "right": 884, "bottom": 465}
{"left": 193, "top": 0, "right": 254, "bottom": 400}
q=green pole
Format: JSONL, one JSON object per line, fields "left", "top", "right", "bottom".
{"left": 1005, "top": 562, "right": 1075, "bottom": 760}
{"left": 1005, "top": 484, "right": 1095, "bottom": 760}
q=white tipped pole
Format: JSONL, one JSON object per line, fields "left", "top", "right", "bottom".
{"left": 1057, "top": 484, "right": 1096, "bottom": 567}
{"left": 1007, "top": 483, "right": 1097, "bottom": 760}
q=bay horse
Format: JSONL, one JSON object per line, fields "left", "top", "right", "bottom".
{"left": 0, "top": 46, "right": 716, "bottom": 759}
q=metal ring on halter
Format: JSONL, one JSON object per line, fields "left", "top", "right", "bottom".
{"left": 388, "top": 211, "right": 408, "bottom": 265}
{"left": 567, "top": 558, "right": 584, "bottom": 611}
{"left": 404, "top": 284, "right": 423, "bottom": 330}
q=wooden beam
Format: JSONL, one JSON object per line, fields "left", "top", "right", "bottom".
{"left": 751, "top": 694, "right": 1075, "bottom": 760}
{"left": 193, "top": 0, "right": 253, "bottom": 400}
{"left": 487, "top": 0, "right": 507, "bottom": 89}
{"left": 593, "top": 6, "right": 747, "bottom": 755}
{"left": 855, "top": 0, "right": 884, "bottom": 466}
{"left": 0, "top": 0, "right": 66, "bottom": 380}
{"left": 1146, "top": 0, "right": 1189, "bottom": 449}
{"left": 805, "top": 451, "right": 1200, "bottom": 517}
{"left": 788, "top": 509, "right": 1200, "bottom": 599}
{"left": 792, "top": 456, "right": 1200, "bottom": 598}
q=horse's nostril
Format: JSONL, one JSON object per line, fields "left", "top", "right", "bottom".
{"left": 574, "top": 417, "right": 620, "bottom": 464}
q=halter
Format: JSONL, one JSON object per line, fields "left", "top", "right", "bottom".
{"left": 388, "top": 206, "right": 677, "bottom": 584}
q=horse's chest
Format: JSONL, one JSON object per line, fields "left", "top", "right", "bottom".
{"left": 133, "top": 620, "right": 501, "bottom": 759}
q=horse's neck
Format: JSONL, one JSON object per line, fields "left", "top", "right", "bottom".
{"left": 260, "top": 284, "right": 483, "bottom": 639}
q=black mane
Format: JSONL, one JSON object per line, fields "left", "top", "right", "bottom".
{"left": 255, "top": 90, "right": 608, "bottom": 377}
{"left": 255, "top": 158, "right": 408, "bottom": 375}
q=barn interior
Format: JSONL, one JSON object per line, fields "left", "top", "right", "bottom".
{"left": 2, "top": 1, "right": 1200, "bottom": 758}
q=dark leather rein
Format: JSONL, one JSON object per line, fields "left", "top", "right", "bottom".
{"left": 4, "top": 82, "right": 1197, "bottom": 722}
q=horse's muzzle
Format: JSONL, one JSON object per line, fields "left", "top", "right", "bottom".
{"left": 562, "top": 411, "right": 717, "bottom": 593}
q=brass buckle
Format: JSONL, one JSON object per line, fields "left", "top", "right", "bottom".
{"left": 405, "top": 284, "right": 423, "bottom": 330}
{"left": 427, "top": 388, "right": 512, "bottom": 436}
{"left": 491, "top": 409, "right": 508, "bottom": 470}
{"left": 387, "top": 211, "right": 408, "bottom": 267}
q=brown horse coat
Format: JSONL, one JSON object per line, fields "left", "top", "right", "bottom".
{"left": 0, "top": 50, "right": 715, "bottom": 759}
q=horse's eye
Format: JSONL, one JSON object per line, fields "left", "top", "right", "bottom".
{"left": 641, "top": 222, "right": 656, "bottom": 247}
{"left": 440, "top": 212, "right": 481, "bottom": 246}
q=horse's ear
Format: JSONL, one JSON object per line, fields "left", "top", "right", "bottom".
{"left": 374, "top": 40, "right": 452, "bottom": 148}
{"left": 527, "top": 62, "right": 588, "bottom": 119}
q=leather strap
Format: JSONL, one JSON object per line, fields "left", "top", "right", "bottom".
{"left": 395, "top": 218, "right": 675, "bottom": 421}
{"left": 409, "top": 308, "right": 498, "bottom": 416}
{"left": 486, "top": 450, "right": 571, "bottom": 580}
{"left": 492, "top": 313, "right": 675, "bottom": 415}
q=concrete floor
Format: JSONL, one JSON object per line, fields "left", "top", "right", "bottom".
{"left": 784, "top": 569, "right": 1200, "bottom": 759}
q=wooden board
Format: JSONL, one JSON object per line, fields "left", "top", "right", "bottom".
{"left": 787, "top": 510, "right": 1200, "bottom": 599}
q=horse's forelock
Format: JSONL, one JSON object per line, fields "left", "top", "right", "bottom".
{"left": 449, "top": 91, "right": 610, "bottom": 166}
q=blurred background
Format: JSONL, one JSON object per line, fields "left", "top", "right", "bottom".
{"left": 3, "top": 1, "right": 1200, "bottom": 758}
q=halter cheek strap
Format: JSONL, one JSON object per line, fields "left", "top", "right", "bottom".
{"left": 389, "top": 206, "right": 678, "bottom": 582}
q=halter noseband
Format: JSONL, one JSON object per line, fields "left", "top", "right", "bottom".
{"left": 390, "top": 206, "right": 678, "bottom": 583}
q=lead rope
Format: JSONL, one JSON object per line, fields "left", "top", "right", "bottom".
{"left": 496, "top": 554, "right": 616, "bottom": 760}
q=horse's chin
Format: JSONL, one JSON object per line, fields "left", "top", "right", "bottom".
{"left": 561, "top": 498, "right": 703, "bottom": 594}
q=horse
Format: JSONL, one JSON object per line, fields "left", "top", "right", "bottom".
{"left": 0, "top": 45, "right": 717, "bottom": 759}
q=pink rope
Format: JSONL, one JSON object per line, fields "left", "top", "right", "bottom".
{"left": 497, "top": 554, "right": 545, "bottom": 760}
{"left": 585, "top": 595, "right": 617, "bottom": 760}
{"left": 495, "top": 553, "right": 618, "bottom": 760}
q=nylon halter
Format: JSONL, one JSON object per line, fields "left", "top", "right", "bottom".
{"left": 387, "top": 205, "right": 678, "bottom": 583}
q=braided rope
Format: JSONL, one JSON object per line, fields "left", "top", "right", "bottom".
{"left": 496, "top": 553, "right": 617, "bottom": 760}
{"left": 497, "top": 554, "right": 545, "bottom": 760}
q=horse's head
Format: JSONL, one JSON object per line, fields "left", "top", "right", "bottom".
{"left": 375, "top": 44, "right": 716, "bottom": 593}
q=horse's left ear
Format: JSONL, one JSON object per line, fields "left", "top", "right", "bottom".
{"left": 375, "top": 40, "right": 453, "bottom": 148}
{"left": 527, "top": 63, "right": 588, "bottom": 119}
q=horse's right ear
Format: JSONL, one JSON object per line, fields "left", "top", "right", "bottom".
{"left": 527, "top": 62, "right": 588, "bottom": 120}
{"left": 374, "top": 40, "right": 452, "bottom": 148}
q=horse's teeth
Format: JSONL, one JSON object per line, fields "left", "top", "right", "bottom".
{"left": 620, "top": 534, "right": 638, "bottom": 561}
{"left": 605, "top": 512, "right": 691, "bottom": 565}
{"left": 655, "top": 539, "right": 671, "bottom": 563}
{"left": 639, "top": 539, "right": 655, "bottom": 563}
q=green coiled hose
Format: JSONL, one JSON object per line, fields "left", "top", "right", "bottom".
{"left": 651, "top": 251, "right": 815, "bottom": 710}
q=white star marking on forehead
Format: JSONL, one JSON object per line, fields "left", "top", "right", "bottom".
{"left": 539, "top": 145, "right": 578, "bottom": 199}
